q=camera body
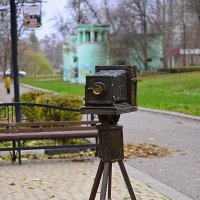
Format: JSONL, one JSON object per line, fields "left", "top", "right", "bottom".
{"left": 82, "top": 65, "right": 138, "bottom": 115}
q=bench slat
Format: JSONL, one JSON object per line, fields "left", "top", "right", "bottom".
{"left": 0, "top": 144, "right": 99, "bottom": 152}
{"left": 0, "top": 120, "right": 99, "bottom": 164}
{"left": 0, "top": 126, "right": 97, "bottom": 133}
{"left": 0, "top": 120, "right": 98, "bottom": 127}
{"left": 0, "top": 130, "right": 98, "bottom": 141}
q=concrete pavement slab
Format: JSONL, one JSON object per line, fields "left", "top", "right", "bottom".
{"left": 0, "top": 157, "right": 193, "bottom": 200}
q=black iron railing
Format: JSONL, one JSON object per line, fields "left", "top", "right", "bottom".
{"left": 0, "top": 102, "right": 83, "bottom": 123}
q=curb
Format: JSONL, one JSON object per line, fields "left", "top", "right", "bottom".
{"left": 123, "top": 163, "right": 194, "bottom": 200}
{"left": 20, "top": 83, "right": 56, "bottom": 94}
{"left": 139, "top": 107, "right": 200, "bottom": 121}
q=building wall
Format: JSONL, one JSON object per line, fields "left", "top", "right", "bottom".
{"left": 63, "top": 35, "right": 78, "bottom": 82}
{"left": 77, "top": 24, "right": 109, "bottom": 83}
{"left": 147, "top": 35, "right": 163, "bottom": 71}
{"left": 63, "top": 43, "right": 70, "bottom": 82}
{"left": 109, "top": 35, "right": 163, "bottom": 72}
{"left": 63, "top": 25, "right": 163, "bottom": 83}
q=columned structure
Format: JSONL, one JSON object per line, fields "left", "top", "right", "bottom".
{"left": 77, "top": 24, "right": 110, "bottom": 84}
{"left": 63, "top": 24, "right": 163, "bottom": 83}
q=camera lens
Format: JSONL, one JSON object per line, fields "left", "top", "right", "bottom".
{"left": 92, "top": 84, "right": 103, "bottom": 95}
{"left": 88, "top": 82, "right": 106, "bottom": 96}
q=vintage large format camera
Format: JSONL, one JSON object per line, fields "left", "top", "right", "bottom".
{"left": 82, "top": 65, "right": 138, "bottom": 200}
{"left": 82, "top": 65, "right": 137, "bottom": 115}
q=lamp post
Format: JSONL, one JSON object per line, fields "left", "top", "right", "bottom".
{"left": 10, "top": 0, "right": 20, "bottom": 122}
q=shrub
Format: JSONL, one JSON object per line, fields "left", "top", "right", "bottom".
{"left": 20, "top": 91, "right": 83, "bottom": 121}
{"left": 158, "top": 66, "right": 200, "bottom": 74}
{"left": 19, "top": 91, "right": 84, "bottom": 146}
{"left": 35, "top": 93, "right": 83, "bottom": 121}
{"left": 20, "top": 91, "right": 45, "bottom": 103}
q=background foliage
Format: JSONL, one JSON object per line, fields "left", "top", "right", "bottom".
{"left": 20, "top": 90, "right": 83, "bottom": 121}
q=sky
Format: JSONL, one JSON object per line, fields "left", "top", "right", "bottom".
{"left": 35, "top": 0, "right": 67, "bottom": 39}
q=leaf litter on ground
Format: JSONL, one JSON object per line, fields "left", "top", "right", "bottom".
{"left": 0, "top": 143, "right": 173, "bottom": 161}
{"left": 124, "top": 143, "right": 173, "bottom": 158}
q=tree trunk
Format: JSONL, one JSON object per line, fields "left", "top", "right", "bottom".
{"left": 143, "top": 13, "right": 148, "bottom": 71}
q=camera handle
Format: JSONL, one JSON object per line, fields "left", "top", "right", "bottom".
{"left": 89, "top": 115, "right": 137, "bottom": 200}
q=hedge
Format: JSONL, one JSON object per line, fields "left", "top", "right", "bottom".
{"left": 20, "top": 91, "right": 83, "bottom": 121}
{"left": 158, "top": 66, "right": 200, "bottom": 74}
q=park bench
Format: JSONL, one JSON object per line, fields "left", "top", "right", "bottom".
{"left": 0, "top": 102, "right": 99, "bottom": 164}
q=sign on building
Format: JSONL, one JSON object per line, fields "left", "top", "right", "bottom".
{"left": 180, "top": 49, "right": 200, "bottom": 55}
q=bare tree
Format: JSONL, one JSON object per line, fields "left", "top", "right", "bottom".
{"left": 51, "top": 0, "right": 200, "bottom": 69}
{"left": 53, "top": 0, "right": 102, "bottom": 40}
{"left": 113, "top": 0, "right": 157, "bottom": 71}
{"left": 185, "top": 0, "right": 200, "bottom": 24}
{"left": 171, "top": 0, "right": 200, "bottom": 66}
{"left": 0, "top": 0, "right": 29, "bottom": 73}
{"left": 102, "top": 0, "right": 122, "bottom": 32}
{"left": 40, "top": 34, "right": 63, "bottom": 70}
{"left": 0, "top": 1, "right": 11, "bottom": 73}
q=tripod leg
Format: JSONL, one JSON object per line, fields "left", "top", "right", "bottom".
{"left": 100, "top": 162, "right": 110, "bottom": 200}
{"left": 12, "top": 141, "right": 17, "bottom": 162}
{"left": 118, "top": 161, "right": 137, "bottom": 200}
{"left": 18, "top": 141, "right": 22, "bottom": 164}
{"left": 89, "top": 161, "right": 104, "bottom": 200}
{"left": 108, "top": 163, "right": 112, "bottom": 199}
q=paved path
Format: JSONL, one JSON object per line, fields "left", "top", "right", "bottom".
{"left": 120, "top": 110, "right": 200, "bottom": 200}
{"left": 0, "top": 80, "right": 30, "bottom": 103}
{"left": 0, "top": 157, "right": 191, "bottom": 200}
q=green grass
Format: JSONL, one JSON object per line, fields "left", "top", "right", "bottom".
{"left": 21, "top": 75, "right": 84, "bottom": 96}
{"left": 138, "top": 72, "right": 200, "bottom": 116}
{"left": 20, "top": 72, "right": 200, "bottom": 116}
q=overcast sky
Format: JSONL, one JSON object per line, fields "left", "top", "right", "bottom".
{"left": 35, "top": 0, "right": 66, "bottom": 39}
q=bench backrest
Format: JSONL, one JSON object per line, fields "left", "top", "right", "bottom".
{"left": 0, "top": 120, "right": 99, "bottom": 133}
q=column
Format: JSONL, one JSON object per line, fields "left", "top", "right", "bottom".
{"left": 97, "top": 30, "right": 102, "bottom": 42}
{"left": 91, "top": 30, "right": 95, "bottom": 42}
{"left": 83, "top": 30, "right": 86, "bottom": 43}
{"left": 78, "top": 31, "right": 83, "bottom": 43}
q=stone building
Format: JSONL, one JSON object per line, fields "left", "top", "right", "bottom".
{"left": 63, "top": 24, "right": 109, "bottom": 84}
{"left": 63, "top": 24, "right": 163, "bottom": 83}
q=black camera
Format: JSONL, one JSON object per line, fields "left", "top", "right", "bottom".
{"left": 82, "top": 65, "right": 138, "bottom": 115}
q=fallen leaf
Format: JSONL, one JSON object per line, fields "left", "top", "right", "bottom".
{"left": 47, "top": 195, "right": 56, "bottom": 199}
{"left": 124, "top": 143, "right": 173, "bottom": 159}
{"left": 149, "top": 137, "right": 155, "bottom": 141}
{"left": 32, "top": 178, "right": 47, "bottom": 185}
{"left": 32, "top": 178, "right": 41, "bottom": 181}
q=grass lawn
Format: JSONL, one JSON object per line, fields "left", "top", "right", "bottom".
{"left": 20, "top": 72, "right": 200, "bottom": 116}
{"left": 138, "top": 72, "right": 200, "bottom": 116}
{"left": 21, "top": 75, "right": 85, "bottom": 96}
